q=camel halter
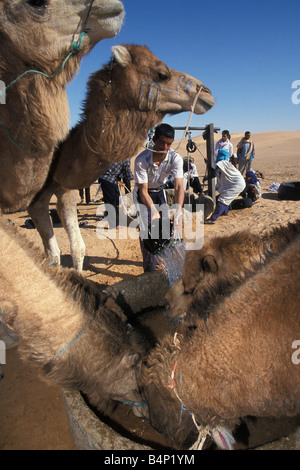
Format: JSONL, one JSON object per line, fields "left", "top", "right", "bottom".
{"left": 83, "top": 84, "right": 205, "bottom": 157}
{"left": 0, "top": 32, "right": 86, "bottom": 153}
{"left": 3, "top": 32, "right": 86, "bottom": 95}
{"left": 55, "top": 323, "right": 89, "bottom": 358}
{"left": 2, "top": 0, "right": 96, "bottom": 93}
{"left": 0, "top": 0, "right": 95, "bottom": 151}
{"left": 144, "top": 85, "right": 203, "bottom": 155}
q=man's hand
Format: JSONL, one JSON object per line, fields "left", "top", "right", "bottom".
{"left": 150, "top": 206, "right": 161, "bottom": 221}
{"left": 173, "top": 208, "right": 183, "bottom": 241}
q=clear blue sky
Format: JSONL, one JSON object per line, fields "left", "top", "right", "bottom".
{"left": 67, "top": 0, "right": 300, "bottom": 137}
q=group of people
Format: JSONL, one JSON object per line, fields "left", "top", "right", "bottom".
{"left": 204, "top": 129, "right": 260, "bottom": 224}
{"left": 90, "top": 123, "right": 260, "bottom": 272}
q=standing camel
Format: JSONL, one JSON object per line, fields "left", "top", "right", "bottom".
{"left": 28, "top": 44, "right": 215, "bottom": 271}
{"left": 0, "top": 0, "right": 125, "bottom": 212}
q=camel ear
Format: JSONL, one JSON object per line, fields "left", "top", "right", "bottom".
{"left": 112, "top": 45, "right": 132, "bottom": 67}
{"left": 201, "top": 255, "right": 218, "bottom": 273}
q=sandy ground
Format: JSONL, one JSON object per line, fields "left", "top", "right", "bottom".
{"left": 0, "top": 130, "right": 299, "bottom": 450}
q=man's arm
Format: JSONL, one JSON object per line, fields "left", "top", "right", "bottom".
{"left": 173, "top": 178, "right": 184, "bottom": 231}
{"left": 174, "top": 178, "right": 184, "bottom": 208}
{"left": 136, "top": 182, "right": 160, "bottom": 221}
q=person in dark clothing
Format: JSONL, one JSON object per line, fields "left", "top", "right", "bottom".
{"left": 98, "top": 159, "right": 134, "bottom": 228}
{"left": 78, "top": 187, "right": 91, "bottom": 204}
{"left": 183, "top": 156, "right": 203, "bottom": 194}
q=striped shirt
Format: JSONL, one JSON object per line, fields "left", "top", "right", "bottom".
{"left": 99, "top": 160, "right": 134, "bottom": 184}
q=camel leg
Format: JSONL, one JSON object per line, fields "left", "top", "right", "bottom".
{"left": 28, "top": 182, "right": 61, "bottom": 265}
{"left": 55, "top": 188, "right": 85, "bottom": 272}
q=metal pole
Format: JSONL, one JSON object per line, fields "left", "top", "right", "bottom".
{"left": 172, "top": 124, "right": 220, "bottom": 204}
{"left": 173, "top": 127, "right": 207, "bottom": 131}
{"left": 206, "top": 123, "right": 216, "bottom": 204}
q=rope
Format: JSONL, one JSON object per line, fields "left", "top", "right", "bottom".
{"left": 179, "top": 85, "right": 203, "bottom": 149}
{"left": 189, "top": 422, "right": 212, "bottom": 450}
{"left": 143, "top": 86, "right": 203, "bottom": 154}
{"left": 83, "top": 123, "right": 102, "bottom": 155}
{"left": 166, "top": 333, "right": 235, "bottom": 450}
{"left": 81, "top": 0, "right": 96, "bottom": 35}
{"left": 3, "top": 0, "right": 97, "bottom": 94}
{"left": 3, "top": 32, "right": 86, "bottom": 94}
{"left": 0, "top": 116, "right": 26, "bottom": 153}
{"left": 118, "top": 185, "right": 136, "bottom": 221}
{"left": 0, "top": 0, "right": 96, "bottom": 152}
{"left": 0, "top": 33, "right": 86, "bottom": 153}
{"left": 55, "top": 323, "right": 89, "bottom": 358}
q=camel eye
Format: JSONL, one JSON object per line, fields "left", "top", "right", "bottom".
{"left": 183, "top": 290, "right": 192, "bottom": 296}
{"left": 158, "top": 72, "right": 169, "bottom": 81}
{"left": 183, "top": 284, "right": 193, "bottom": 296}
{"left": 27, "top": 0, "right": 48, "bottom": 9}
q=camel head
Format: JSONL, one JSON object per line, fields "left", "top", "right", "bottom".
{"left": 0, "top": 0, "right": 125, "bottom": 68}
{"left": 165, "top": 231, "right": 264, "bottom": 320}
{"left": 165, "top": 278, "right": 191, "bottom": 319}
{"left": 165, "top": 244, "right": 222, "bottom": 319}
{"left": 109, "top": 44, "right": 215, "bottom": 116}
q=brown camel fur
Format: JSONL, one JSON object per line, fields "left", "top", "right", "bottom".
{"left": 166, "top": 219, "right": 300, "bottom": 320}
{"left": 140, "top": 237, "right": 300, "bottom": 449}
{"left": 27, "top": 44, "right": 215, "bottom": 271}
{"left": 0, "top": 0, "right": 125, "bottom": 212}
{"left": 0, "top": 218, "right": 148, "bottom": 417}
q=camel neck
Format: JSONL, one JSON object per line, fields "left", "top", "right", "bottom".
{"left": 53, "top": 97, "right": 160, "bottom": 189}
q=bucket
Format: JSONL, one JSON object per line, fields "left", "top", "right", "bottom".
{"left": 142, "top": 218, "right": 174, "bottom": 255}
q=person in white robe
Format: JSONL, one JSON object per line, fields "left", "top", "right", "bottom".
{"left": 204, "top": 148, "right": 245, "bottom": 224}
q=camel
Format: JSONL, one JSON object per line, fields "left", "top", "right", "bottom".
{"left": 27, "top": 44, "right": 215, "bottom": 271}
{"left": 165, "top": 220, "right": 300, "bottom": 320}
{"left": 0, "top": 218, "right": 148, "bottom": 417}
{"left": 0, "top": 0, "right": 125, "bottom": 212}
{"left": 139, "top": 238, "right": 300, "bottom": 449}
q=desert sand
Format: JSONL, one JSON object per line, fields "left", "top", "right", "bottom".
{"left": 0, "top": 130, "right": 299, "bottom": 450}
